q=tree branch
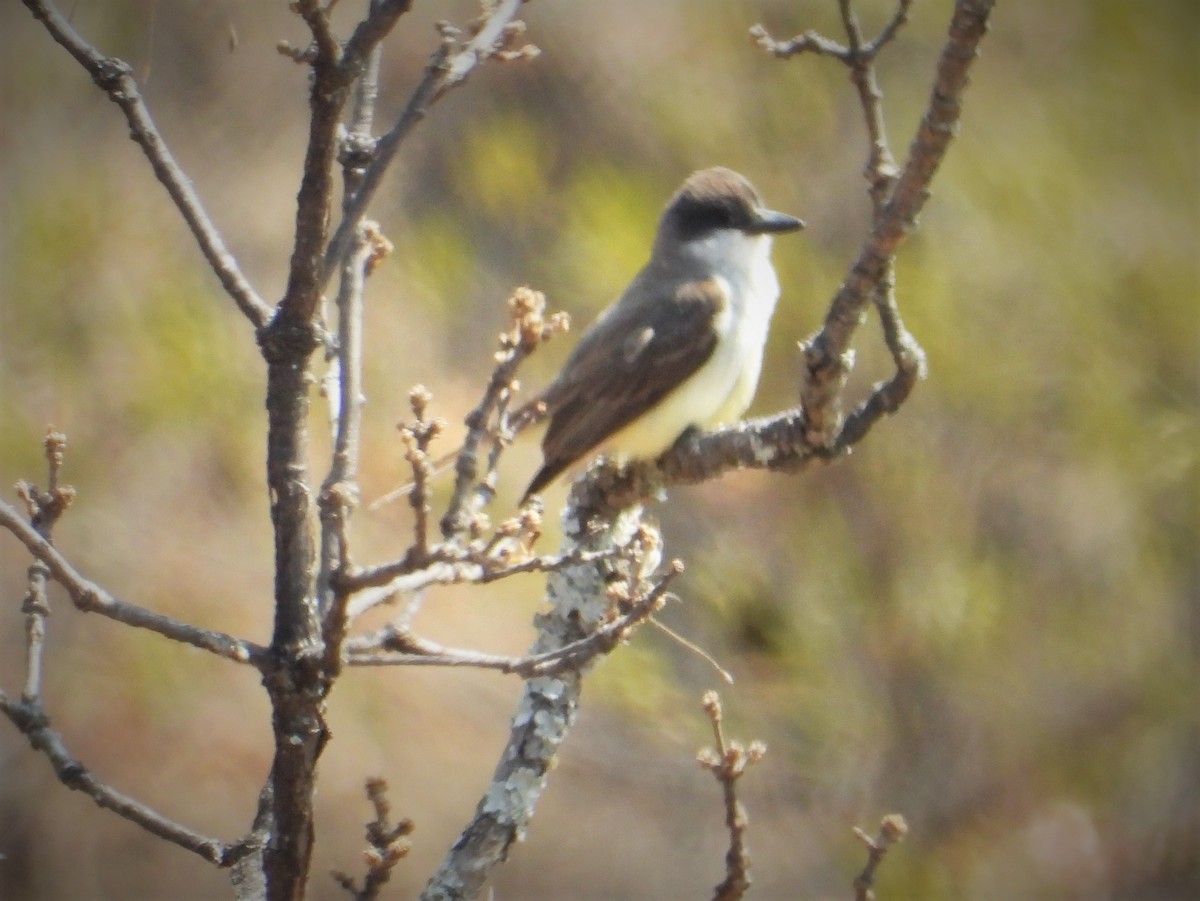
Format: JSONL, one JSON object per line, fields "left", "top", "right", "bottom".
{"left": 621, "top": 0, "right": 996, "bottom": 495}
{"left": 421, "top": 509, "right": 668, "bottom": 899}
{"left": 255, "top": 4, "right": 369, "bottom": 893}
{"left": 20, "top": 0, "right": 272, "bottom": 327}
{"left": 0, "top": 693, "right": 235, "bottom": 866}
{"left": 340, "top": 0, "right": 417, "bottom": 82}
{"left": 803, "top": 0, "right": 990, "bottom": 449}
{"left": 852, "top": 814, "right": 909, "bottom": 900}
{"left": 316, "top": 29, "right": 387, "bottom": 660}
{"left": 316, "top": 236, "right": 374, "bottom": 676}
{"left": 441, "top": 287, "right": 566, "bottom": 539}
{"left": 347, "top": 565, "right": 675, "bottom": 678}
{"left": 0, "top": 499, "right": 268, "bottom": 667}
{"left": 277, "top": 1, "right": 351, "bottom": 325}
{"left": 697, "top": 691, "right": 767, "bottom": 901}
{"left": 0, "top": 432, "right": 238, "bottom": 870}
{"left": 331, "top": 777, "right": 414, "bottom": 900}
{"left": 322, "top": 0, "right": 536, "bottom": 288}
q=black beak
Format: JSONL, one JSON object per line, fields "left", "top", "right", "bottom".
{"left": 750, "top": 208, "right": 805, "bottom": 234}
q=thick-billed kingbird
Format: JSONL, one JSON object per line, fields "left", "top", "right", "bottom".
{"left": 522, "top": 167, "right": 803, "bottom": 501}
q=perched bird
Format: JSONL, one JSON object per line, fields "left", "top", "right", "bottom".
{"left": 522, "top": 167, "right": 803, "bottom": 501}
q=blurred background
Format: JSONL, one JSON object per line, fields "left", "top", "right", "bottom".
{"left": 1, "top": 1, "right": 1196, "bottom": 898}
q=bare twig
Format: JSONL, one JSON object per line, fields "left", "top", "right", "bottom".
{"left": 15, "top": 432, "right": 72, "bottom": 702}
{"left": 852, "top": 814, "right": 909, "bottom": 901}
{"left": 402, "top": 386, "right": 444, "bottom": 562}
{"left": 347, "top": 562, "right": 679, "bottom": 677}
{"left": 648, "top": 616, "right": 735, "bottom": 685}
{"left": 810, "top": 0, "right": 993, "bottom": 450}
{"left": 317, "top": 38, "right": 392, "bottom": 678}
{"left": 332, "top": 777, "right": 414, "bottom": 900}
{"left": 750, "top": 0, "right": 910, "bottom": 65}
{"left": 0, "top": 432, "right": 236, "bottom": 868}
{"left": 750, "top": 26, "right": 848, "bottom": 60}
{"left": 321, "top": 34, "right": 453, "bottom": 289}
{"left": 317, "top": 236, "right": 375, "bottom": 674}
{"left": 276, "top": 0, "right": 353, "bottom": 327}
{"left": 440, "top": 287, "right": 567, "bottom": 539}
{"left": 697, "top": 691, "right": 766, "bottom": 901}
{"left": 368, "top": 289, "right": 563, "bottom": 517}
{"left": 322, "top": 0, "right": 537, "bottom": 287}
{"left": 837, "top": 0, "right": 907, "bottom": 202}
{"left": 340, "top": 543, "right": 620, "bottom": 621}
{"left": 20, "top": 0, "right": 272, "bottom": 326}
{"left": 0, "top": 500, "right": 268, "bottom": 667}
{"left": 612, "top": 0, "right": 995, "bottom": 497}
{"left": 839, "top": 273, "right": 926, "bottom": 449}
{"left": 341, "top": 1, "right": 417, "bottom": 82}
{"left": 757, "top": 0, "right": 919, "bottom": 448}
{"left": 0, "top": 694, "right": 235, "bottom": 865}
{"left": 293, "top": 0, "right": 339, "bottom": 63}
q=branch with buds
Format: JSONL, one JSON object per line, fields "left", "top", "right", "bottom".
{"left": 698, "top": 691, "right": 768, "bottom": 901}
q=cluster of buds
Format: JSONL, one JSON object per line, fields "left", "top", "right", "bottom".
{"left": 502, "top": 286, "right": 570, "bottom": 356}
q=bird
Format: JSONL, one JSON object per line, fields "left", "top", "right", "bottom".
{"left": 521, "top": 166, "right": 803, "bottom": 502}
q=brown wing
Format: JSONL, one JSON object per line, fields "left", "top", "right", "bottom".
{"left": 523, "top": 276, "right": 726, "bottom": 498}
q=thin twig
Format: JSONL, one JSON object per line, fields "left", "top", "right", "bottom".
{"left": 440, "top": 287, "right": 566, "bottom": 539}
{"left": 20, "top": 0, "right": 272, "bottom": 326}
{"left": 316, "top": 32, "right": 391, "bottom": 676}
{"left": 332, "top": 777, "right": 414, "bottom": 900}
{"left": 750, "top": 26, "right": 848, "bottom": 60}
{"left": 342, "top": 542, "right": 619, "bottom": 601}
{"left": 402, "top": 386, "right": 444, "bottom": 563}
{"left": 837, "top": 277, "right": 926, "bottom": 450}
{"left": 863, "top": 0, "right": 914, "bottom": 56}
{"left": 341, "top": 1, "right": 416, "bottom": 82}
{"left": 648, "top": 616, "right": 735, "bottom": 685}
{"left": 852, "top": 814, "right": 909, "bottom": 901}
{"left": 0, "top": 500, "right": 268, "bottom": 667}
{"left": 321, "top": 37, "right": 452, "bottom": 289}
{"left": 348, "top": 563, "right": 679, "bottom": 677}
{"left": 0, "top": 432, "right": 236, "bottom": 868}
{"left": 322, "top": 0, "right": 535, "bottom": 287}
{"left": 758, "top": 0, "right": 917, "bottom": 448}
{"left": 838, "top": 0, "right": 905, "bottom": 205}
{"left": 317, "top": 237, "right": 375, "bottom": 673}
{"left": 698, "top": 691, "right": 767, "bottom": 901}
{"left": 15, "top": 432, "right": 72, "bottom": 702}
{"left": 0, "top": 693, "right": 234, "bottom": 865}
{"left": 633, "top": 0, "right": 995, "bottom": 494}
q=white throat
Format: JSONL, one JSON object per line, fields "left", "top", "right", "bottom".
{"left": 678, "top": 229, "right": 781, "bottom": 319}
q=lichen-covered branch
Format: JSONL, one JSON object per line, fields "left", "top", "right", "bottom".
{"left": 421, "top": 503, "right": 668, "bottom": 900}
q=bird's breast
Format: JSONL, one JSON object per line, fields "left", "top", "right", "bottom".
{"left": 601, "top": 247, "right": 781, "bottom": 458}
